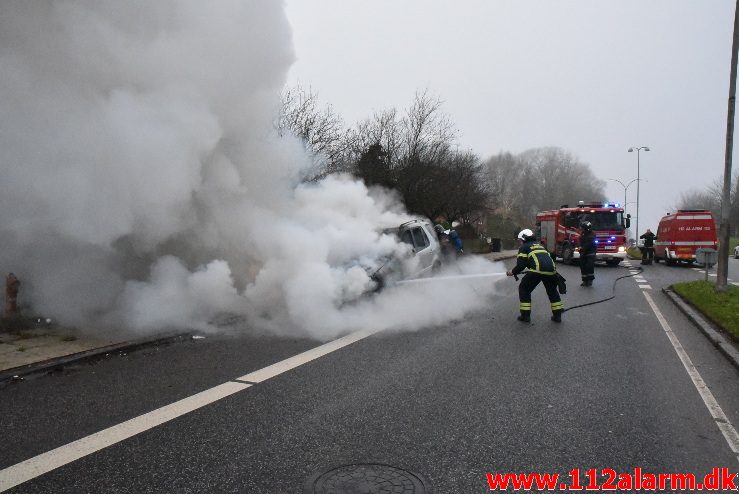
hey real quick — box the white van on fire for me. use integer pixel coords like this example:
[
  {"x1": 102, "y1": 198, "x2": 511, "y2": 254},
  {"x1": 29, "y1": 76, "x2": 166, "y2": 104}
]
[{"x1": 654, "y1": 209, "x2": 718, "y2": 265}]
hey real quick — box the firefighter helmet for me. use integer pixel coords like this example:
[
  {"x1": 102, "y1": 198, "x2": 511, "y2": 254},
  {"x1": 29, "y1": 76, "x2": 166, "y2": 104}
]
[
  {"x1": 581, "y1": 221, "x2": 592, "y2": 231},
  {"x1": 517, "y1": 228, "x2": 534, "y2": 241}
]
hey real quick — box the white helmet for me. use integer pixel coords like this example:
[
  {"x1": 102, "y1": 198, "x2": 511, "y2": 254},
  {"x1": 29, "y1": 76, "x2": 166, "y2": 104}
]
[{"x1": 517, "y1": 228, "x2": 534, "y2": 241}]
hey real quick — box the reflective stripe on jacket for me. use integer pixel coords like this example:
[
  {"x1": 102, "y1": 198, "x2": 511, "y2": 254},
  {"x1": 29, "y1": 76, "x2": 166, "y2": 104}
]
[{"x1": 512, "y1": 240, "x2": 556, "y2": 275}]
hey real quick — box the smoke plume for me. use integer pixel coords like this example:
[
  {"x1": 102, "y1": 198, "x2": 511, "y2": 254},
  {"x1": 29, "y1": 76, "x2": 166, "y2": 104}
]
[{"x1": 0, "y1": 0, "x2": 502, "y2": 340}]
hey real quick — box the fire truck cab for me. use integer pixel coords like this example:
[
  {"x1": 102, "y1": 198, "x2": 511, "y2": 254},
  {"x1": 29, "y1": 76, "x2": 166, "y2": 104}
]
[
  {"x1": 654, "y1": 209, "x2": 718, "y2": 265},
  {"x1": 536, "y1": 202, "x2": 630, "y2": 266}
]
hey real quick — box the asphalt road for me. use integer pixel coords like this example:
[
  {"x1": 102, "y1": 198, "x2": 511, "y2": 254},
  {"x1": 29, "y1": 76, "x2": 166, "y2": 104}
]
[{"x1": 1, "y1": 258, "x2": 738, "y2": 493}]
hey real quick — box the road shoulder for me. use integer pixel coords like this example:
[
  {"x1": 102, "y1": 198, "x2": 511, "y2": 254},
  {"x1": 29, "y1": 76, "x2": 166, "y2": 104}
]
[{"x1": 663, "y1": 287, "x2": 739, "y2": 371}]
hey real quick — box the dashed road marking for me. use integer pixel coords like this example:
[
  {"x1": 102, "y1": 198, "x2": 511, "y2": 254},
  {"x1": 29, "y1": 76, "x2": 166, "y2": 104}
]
[
  {"x1": 638, "y1": 284, "x2": 652, "y2": 289},
  {"x1": 0, "y1": 328, "x2": 380, "y2": 492}
]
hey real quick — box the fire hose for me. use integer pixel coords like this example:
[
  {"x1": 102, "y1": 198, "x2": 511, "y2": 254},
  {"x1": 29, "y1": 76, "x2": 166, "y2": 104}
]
[
  {"x1": 514, "y1": 266, "x2": 644, "y2": 313},
  {"x1": 387, "y1": 263, "x2": 644, "y2": 314}
]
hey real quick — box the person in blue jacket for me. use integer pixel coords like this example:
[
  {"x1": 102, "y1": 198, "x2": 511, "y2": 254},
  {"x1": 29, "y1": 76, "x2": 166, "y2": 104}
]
[{"x1": 448, "y1": 228, "x2": 464, "y2": 254}]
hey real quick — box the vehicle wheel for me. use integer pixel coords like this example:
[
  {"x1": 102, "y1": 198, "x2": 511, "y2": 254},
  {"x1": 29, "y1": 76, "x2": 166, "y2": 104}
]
[
  {"x1": 562, "y1": 244, "x2": 573, "y2": 265},
  {"x1": 606, "y1": 259, "x2": 620, "y2": 267}
]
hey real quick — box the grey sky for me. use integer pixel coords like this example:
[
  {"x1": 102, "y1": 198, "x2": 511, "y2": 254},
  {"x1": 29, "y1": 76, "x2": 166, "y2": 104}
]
[{"x1": 285, "y1": 0, "x2": 736, "y2": 234}]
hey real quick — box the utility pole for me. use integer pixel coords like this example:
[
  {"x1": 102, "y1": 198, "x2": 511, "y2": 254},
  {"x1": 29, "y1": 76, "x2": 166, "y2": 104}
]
[{"x1": 717, "y1": 0, "x2": 739, "y2": 291}]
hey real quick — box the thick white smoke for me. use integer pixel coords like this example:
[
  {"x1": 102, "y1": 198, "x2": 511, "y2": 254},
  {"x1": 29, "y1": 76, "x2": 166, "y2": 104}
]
[{"x1": 0, "y1": 0, "x2": 503, "y2": 340}]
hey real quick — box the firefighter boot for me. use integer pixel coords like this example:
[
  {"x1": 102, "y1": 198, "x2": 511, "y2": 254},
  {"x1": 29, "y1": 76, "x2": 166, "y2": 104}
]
[
  {"x1": 551, "y1": 310, "x2": 562, "y2": 323},
  {"x1": 517, "y1": 311, "x2": 531, "y2": 323}
]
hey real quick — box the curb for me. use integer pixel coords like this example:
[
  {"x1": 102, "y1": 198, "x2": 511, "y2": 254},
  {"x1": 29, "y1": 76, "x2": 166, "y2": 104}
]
[
  {"x1": 662, "y1": 288, "x2": 739, "y2": 371},
  {"x1": 0, "y1": 332, "x2": 191, "y2": 384}
]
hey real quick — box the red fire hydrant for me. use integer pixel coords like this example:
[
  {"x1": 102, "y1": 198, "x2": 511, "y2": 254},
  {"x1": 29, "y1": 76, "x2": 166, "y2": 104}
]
[{"x1": 5, "y1": 273, "x2": 20, "y2": 318}]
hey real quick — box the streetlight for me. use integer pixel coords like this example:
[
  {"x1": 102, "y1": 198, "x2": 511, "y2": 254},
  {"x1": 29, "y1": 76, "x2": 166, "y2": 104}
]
[
  {"x1": 627, "y1": 146, "x2": 650, "y2": 239},
  {"x1": 607, "y1": 178, "x2": 639, "y2": 240},
  {"x1": 606, "y1": 178, "x2": 639, "y2": 209}
]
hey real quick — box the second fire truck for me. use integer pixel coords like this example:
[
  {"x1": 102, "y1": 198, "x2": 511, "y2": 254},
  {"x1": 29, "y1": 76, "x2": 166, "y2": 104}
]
[{"x1": 535, "y1": 202, "x2": 631, "y2": 266}]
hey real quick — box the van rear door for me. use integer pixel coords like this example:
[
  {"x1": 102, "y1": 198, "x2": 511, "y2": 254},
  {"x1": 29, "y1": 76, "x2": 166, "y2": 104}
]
[{"x1": 671, "y1": 212, "x2": 717, "y2": 260}]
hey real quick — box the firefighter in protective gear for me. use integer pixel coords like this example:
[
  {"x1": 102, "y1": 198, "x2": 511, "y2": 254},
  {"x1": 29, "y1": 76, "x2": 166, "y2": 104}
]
[
  {"x1": 578, "y1": 221, "x2": 596, "y2": 287},
  {"x1": 506, "y1": 229, "x2": 564, "y2": 323},
  {"x1": 640, "y1": 229, "x2": 656, "y2": 265}
]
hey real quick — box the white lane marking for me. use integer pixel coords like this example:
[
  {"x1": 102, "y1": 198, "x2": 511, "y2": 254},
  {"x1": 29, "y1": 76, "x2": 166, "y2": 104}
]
[
  {"x1": 634, "y1": 278, "x2": 646, "y2": 283},
  {"x1": 642, "y1": 291, "x2": 739, "y2": 462},
  {"x1": 0, "y1": 382, "x2": 249, "y2": 492},
  {"x1": 238, "y1": 327, "x2": 379, "y2": 382},
  {"x1": 732, "y1": 282, "x2": 739, "y2": 286},
  {"x1": 638, "y1": 285, "x2": 652, "y2": 290},
  {"x1": 0, "y1": 328, "x2": 380, "y2": 491}
]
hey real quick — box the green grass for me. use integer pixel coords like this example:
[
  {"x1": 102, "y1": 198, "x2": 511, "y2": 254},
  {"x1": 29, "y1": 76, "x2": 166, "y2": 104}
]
[
  {"x1": 627, "y1": 247, "x2": 641, "y2": 259},
  {"x1": 672, "y1": 280, "x2": 739, "y2": 342}
]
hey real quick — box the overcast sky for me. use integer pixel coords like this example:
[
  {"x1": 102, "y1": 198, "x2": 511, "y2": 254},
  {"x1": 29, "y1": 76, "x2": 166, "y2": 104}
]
[{"x1": 285, "y1": 0, "x2": 736, "y2": 234}]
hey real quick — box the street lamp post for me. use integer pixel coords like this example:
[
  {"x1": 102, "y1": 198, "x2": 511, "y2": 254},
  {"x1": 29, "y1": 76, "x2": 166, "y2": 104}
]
[
  {"x1": 606, "y1": 178, "x2": 639, "y2": 210},
  {"x1": 607, "y1": 178, "x2": 639, "y2": 240},
  {"x1": 628, "y1": 146, "x2": 650, "y2": 239}
]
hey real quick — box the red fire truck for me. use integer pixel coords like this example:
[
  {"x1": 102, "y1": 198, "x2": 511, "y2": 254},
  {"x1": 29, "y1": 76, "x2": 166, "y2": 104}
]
[
  {"x1": 654, "y1": 209, "x2": 717, "y2": 265},
  {"x1": 535, "y1": 202, "x2": 631, "y2": 266}
]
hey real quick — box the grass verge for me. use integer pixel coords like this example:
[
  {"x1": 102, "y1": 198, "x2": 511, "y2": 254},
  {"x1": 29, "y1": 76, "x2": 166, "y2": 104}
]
[
  {"x1": 627, "y1": 247, "x2": 642, "y2": 259},
  {"x1": 672, "y1": 280, "x2": 739, "y2": 342}
]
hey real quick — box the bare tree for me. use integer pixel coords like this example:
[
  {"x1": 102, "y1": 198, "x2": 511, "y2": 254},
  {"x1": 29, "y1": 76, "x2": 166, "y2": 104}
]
[
  {"x1": 517, "y1": 147, "x2": 606, "y2": 213},
  {"x1": 482, "y1": 147, "x2": 606, "y2": 233},
  {"x1": 484, "y1": 152, "x2": 525, "y2": 215},
  {"x1": 346, "y1": 108, "x2": 403, "y2": 171},
  {"x1": 277, "y1": 84, "x2": 349, "y2": 179},
  {"x1": 401, "y1": 90, "x2": 458, "y2": 166},
  {"x1": 441, "y1": 151, "x2": 490, "y2": 225},
  {"x1": 676, "y1": 185, "x2": 722, "y2": 213},
  {"x1": 676, "y1": 172, "x2": 739, "y2": 235}
]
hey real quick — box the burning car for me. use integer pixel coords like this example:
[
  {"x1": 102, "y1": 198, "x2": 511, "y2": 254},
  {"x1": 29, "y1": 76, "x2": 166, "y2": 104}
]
[{"x1": 368, "y1": 218, "x2": 443, "y2": 291}]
